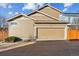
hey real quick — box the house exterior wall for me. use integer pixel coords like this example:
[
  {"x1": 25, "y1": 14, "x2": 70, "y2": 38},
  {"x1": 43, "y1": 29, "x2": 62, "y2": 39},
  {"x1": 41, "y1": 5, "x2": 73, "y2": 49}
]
[
  {"x1": 8, "y1": 16, "x2": 34, "y2": 40},
  {"x1": 39, "y1": 7, "x2": 61, "y2": 19},
  {"x1": 35, "y1": 24, "x2": 67, "y2": 28}
]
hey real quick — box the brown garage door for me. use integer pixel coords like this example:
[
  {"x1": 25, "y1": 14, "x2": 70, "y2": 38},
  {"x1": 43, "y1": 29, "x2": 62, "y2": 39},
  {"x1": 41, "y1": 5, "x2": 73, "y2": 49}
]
[{"x1": 37, "y1": 28, "x2": 65, "y2": 40}]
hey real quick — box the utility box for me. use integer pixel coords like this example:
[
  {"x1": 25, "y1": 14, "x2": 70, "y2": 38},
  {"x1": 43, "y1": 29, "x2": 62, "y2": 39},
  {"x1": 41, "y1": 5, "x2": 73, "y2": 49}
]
[{"x1": 67, "y1": 25, "x2": 79, "y2": 40}]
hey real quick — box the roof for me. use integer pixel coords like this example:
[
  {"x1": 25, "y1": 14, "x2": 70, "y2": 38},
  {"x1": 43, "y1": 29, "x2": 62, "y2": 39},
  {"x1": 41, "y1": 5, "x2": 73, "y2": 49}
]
[
  {"x1": 38, "y1": 4, "x2": 62, "y2": 13},
  {"x1": 7, "y1": 13, "x2": 68, "y2": 24},
  {"x1": 28, "y1": 4, "x2": 62, "y2": 16},
  {"x1": 7, "y1": 14, "x2": 36, "y2": 22},
  {"x1": 28, "y1": 10, "x2": 60, "y2": 21}
]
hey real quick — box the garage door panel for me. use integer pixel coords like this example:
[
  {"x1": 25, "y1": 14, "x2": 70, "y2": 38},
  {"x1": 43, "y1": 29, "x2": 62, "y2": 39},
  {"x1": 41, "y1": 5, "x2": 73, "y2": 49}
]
[{"x1": 37, "y1": 28, "x2": 65, "y2": 40}]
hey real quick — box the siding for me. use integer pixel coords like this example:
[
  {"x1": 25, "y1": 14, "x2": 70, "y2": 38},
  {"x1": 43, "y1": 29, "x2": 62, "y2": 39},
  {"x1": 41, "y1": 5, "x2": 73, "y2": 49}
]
[
  {"x1": 30, "y1": 12, "x2": 58, "y2": 21},
  {"x1": 35, "y1": 24, "x2": 67, "y2": 28},
  {"x1": 39, "y1": 7, "x2": 60, "y2": 19},
  {"x1": 8, "y1": 16, "x2": 34, "y2": 39}
]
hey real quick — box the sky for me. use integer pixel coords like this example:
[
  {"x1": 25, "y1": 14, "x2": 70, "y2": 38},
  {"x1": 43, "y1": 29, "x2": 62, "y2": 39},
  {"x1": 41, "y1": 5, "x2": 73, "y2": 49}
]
[{"x1": 0, "y1": 3, "x2": 79, "y2": 19}]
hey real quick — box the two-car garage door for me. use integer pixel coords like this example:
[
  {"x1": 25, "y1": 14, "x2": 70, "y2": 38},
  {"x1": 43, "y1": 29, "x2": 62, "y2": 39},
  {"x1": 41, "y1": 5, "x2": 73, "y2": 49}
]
[{"x1": 37, "y1": 28, "x2": 65, "y2": 41}]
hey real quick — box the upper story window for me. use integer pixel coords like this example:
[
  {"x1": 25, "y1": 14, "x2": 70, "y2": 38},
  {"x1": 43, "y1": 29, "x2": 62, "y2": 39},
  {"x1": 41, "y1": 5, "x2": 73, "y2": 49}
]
[{"x1": 10, "y1": 22, "x2": 17, "y2": 26}]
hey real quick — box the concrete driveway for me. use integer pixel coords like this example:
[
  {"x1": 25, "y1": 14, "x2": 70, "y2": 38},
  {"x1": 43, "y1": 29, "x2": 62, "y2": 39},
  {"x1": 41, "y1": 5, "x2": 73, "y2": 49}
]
[{"x1": 0, "y1": 40, "x2": 79, "y2": 56}]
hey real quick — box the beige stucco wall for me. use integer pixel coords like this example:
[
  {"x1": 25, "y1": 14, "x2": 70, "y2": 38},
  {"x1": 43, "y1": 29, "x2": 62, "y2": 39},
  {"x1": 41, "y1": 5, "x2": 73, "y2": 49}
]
[
  {"x1": 8, "y1": 16, "x2": 34, "y2": 39},
  {"x1": 39, "y1": 7, "x2": 60, "y2": 19},
  {"x1": 35, "y1": 24, "x2": 67, "y2": 28}
]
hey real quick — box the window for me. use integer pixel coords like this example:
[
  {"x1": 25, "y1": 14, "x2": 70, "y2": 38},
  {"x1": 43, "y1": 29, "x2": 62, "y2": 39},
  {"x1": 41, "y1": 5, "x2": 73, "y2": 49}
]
[{"x1": 11, "y1": 22, "x2": 17, "y2": 26}]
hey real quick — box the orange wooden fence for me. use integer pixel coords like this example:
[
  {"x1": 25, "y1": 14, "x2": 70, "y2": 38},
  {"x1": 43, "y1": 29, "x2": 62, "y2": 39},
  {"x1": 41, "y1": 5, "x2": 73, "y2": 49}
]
[
  {"x1": 67, "y1": 29, "x2": 79, "y2": 40},
  {"x1": 0, "y1": 30, "x2": 8, "y2": 41}
]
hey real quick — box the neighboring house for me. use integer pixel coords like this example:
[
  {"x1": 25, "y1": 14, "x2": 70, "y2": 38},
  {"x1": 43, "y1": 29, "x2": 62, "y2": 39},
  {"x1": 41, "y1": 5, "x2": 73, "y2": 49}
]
[
  {"x1": 7, "y1": 4, "x2": 68, "y2": 41},
  {"x1": 61, "y1": 13, "x2": 79, "y2": 24},
  {"x1": 62, "y1": 13, "x2": 79, "y2": 40}
]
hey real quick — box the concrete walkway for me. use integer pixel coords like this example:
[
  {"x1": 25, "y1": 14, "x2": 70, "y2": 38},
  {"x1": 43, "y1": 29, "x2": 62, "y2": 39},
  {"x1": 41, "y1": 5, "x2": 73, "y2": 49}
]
[
  {"x1": 0, "y1": 40, "x2": 79, "y2": 56},
  {"x1": 0, "y1": 41, "x2": 35, "y2": 52}
]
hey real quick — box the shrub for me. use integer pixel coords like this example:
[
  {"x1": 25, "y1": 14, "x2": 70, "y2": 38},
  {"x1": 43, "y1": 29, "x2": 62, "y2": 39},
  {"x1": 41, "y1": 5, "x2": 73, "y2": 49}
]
[{"x1": 5, "y1": 36, "x2": 22, "y2": 42}]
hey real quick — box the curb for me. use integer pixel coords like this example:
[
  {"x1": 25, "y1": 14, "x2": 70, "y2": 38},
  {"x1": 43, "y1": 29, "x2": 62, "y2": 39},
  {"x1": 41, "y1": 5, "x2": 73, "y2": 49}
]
[{"x1": 0, "y1": 41, "x2": 35, "y2": 52}]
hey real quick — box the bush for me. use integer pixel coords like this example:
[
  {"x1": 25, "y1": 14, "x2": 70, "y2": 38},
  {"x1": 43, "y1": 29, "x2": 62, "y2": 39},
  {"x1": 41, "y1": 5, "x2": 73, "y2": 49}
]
[{"x1": 5, "y1": 36, "x2": 22, "y2": 42}]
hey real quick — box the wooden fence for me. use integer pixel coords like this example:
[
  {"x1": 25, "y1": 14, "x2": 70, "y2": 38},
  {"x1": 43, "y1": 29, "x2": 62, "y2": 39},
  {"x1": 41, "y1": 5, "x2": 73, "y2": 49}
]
[
  {"x1": 0, "y1": 29, "x2": 8, "y2": 41},
  {"x1": 67, "y1": 29, "x2": 79, "y2": 40}
]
